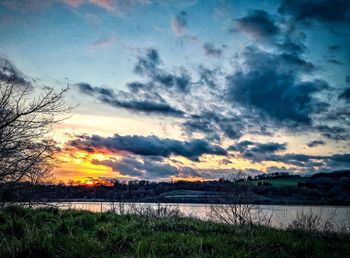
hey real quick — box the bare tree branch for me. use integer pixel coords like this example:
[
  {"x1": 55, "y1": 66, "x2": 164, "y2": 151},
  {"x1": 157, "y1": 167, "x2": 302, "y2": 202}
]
[{"x1": 0, "y1": 59, "x2": 71, "y2": 187}]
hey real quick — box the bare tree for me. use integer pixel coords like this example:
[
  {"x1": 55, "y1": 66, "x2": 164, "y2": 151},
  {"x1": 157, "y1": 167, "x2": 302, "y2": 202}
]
[
  {"x1": 0, "y1": 58, "x2": 70, "y2": 189},
  {"x1": 207, "y1": 187, "x2": 264, "y2": 225},
  {"x1": 207, "y1": 171, "x2": 272, "y2": 226}
]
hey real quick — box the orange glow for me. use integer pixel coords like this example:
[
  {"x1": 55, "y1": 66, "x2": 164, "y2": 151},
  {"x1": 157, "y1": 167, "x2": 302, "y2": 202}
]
[
  {"x1": 52, "y1": 139, "x2": 298, "y2": 184},
  {"x1": 52, "y1": 147, "x2": 129, "y2": 184},
  {"x1": 85, "y1": 180, "x2": 94, "y2": 186},
  {"x1": 171, "y1": 176, "x2": 208, "y2": 182}
]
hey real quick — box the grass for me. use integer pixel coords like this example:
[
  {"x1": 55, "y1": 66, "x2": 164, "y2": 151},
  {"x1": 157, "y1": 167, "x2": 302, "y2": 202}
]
[
  {"x1": 0, "y1": 206, "x2": 349, "y2": 257},
  {"x1": 244, "y1": 177, "x2": 304, "y2": 187}
]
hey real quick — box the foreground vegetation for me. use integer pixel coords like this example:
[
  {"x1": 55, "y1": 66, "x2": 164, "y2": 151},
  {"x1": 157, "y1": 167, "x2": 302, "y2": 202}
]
[{"x1": 0, "y1": 207, "x2": 349, "y2": 257}]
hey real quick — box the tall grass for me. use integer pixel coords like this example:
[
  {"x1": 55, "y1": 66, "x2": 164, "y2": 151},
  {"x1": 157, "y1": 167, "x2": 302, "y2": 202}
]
[
  {"x1": 287, "y1": 209, "x2": 350, "y2": 234},
  {"x1": 0, "y1": 206, "x2": 349, "y2": 257}
]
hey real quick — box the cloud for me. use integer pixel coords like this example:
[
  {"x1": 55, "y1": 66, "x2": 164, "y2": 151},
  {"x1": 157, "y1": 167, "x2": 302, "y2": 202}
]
[
  {"x1": 92, "y1": 157, "x2": 175, "y2": 178},
  {"x1": 0, "y1": 0, "x2": 150, "y2": 14},
  {"x1": 327, "y1": 59, "x2": 344, "y2": 66},
  {"x1": 279, "y1": 0, "x2": 350, "y2": 31},
  {"x1": 171, "y1": 11, "x2": 188, "y2": 36},
  {"x1": 233, "y1": 8, "x2": 308, "y2": 55},
  {"x1": 133, "y1": 48, "x2": 192, "y2": 93},
  {"x1": 339, "y1": 87, "x2": 350, "y2": 103},
  {"x1": 90, "y1": 36, "x2": 117, "y2": 50},
  {"x1": 328, "y1": 44, "x2": 342, "y2": 52},
  {"x1": 76, "y1": 82, "x2": 185, "y2": 116},
  {"x1": 62, "y1": 0, "x2": 150, "y2": 13},
  {"x1": 68, "y1": 133, "x2": 227, "y2": 161},
  {"x1": 234, "y1": 9, "x2": 280, "y2": 41},
  {"x1": 197, "y1": 66, "x2": 219, "y2": 88},
  {"x1": 133, "y1": 48, "x2": 160, "y2": 76},
  {"x1": 329, "y1": 153, "x2": 350, "y2": 164},
  {"x1": 62, "y1": 0, "x2": 84, "y2": 8},
  {"x1": 227, "y1": 141, "x2": 348, "y2": 172},
  {"x1": 183, "y1": 111, "x2": 246, "y2": 140},
  {"x1": 227, "y1": 140, "x2": 255, "y2": 151},
  {"x1": 88, "y1": 0, "x2": 115, "y2": 11},
  {"x1": 307, "y1": 140, "x2": 325, "y2": 148},
  {"x1": 0, "y1": 57, "x2": 32, "y2": 88},
  {"x1": 202, "y1": 43, "x2": 222, "y2": 57},
  {"x1": 226, "y1": 47, "x2": 328, "y2": 126},
  {"x1": 227, "y1": 141, "x2": 291, "y2": 165},
  {"x1": 228, "y1": 143, "x2": 350, "y2": 170},
  {"x1": 276, "y1": 35, "x2": 306, "y2": 54},
  {"x1": 250, "y1": 142, "x2": 287, "y2": 153},
  {"x1": 228, "y1": 141, "x2": 287, "y2": 162},
  {"x1": 92, "y1": 156, "x2": 199, "y2": 180},
  {"x1": 315, "y1": 125, "x2": 349, "y2": 141},
  {"x1": 244, "y1": 149, "x2": 350, "y2": 171}
]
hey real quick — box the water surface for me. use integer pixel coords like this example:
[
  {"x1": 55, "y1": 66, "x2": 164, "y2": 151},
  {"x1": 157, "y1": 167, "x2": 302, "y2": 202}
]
[{"x1": 53, "y1": 201, "x2": 350, "y2": 230}]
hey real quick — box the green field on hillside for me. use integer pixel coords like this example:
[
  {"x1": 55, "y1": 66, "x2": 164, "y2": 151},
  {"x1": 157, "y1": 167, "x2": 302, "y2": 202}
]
[{"x1": 244, "y1": 177, "x2": 305, "y2": 187}]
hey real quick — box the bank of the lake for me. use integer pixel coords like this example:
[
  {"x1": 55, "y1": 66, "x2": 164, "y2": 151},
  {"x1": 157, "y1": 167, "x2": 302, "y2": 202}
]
[
  {"x1": 0, "y1": 206, "x2": 349, "y2": 258},
  {"x1": 48, "y1": 201, "x2": 350, "y2": 230}
]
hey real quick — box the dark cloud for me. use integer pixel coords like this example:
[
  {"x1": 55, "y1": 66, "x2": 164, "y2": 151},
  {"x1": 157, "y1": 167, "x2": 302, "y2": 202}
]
[
  {"x1": 328, "y1": 44, "x2": 342, "y2": 52},
  {"x1": 77, "y1": 82, "x2": 113, "y2": 96},
  {"x1": 234, "y1": 148, "x2": 350, "y2": 170},
  {"x1": 315, "y1": 125, "x2": 349, "y2": 141},
  {"x1": 0, "y1": 57, "x2": 32, "y2": 88},
  {"x1": 322, "y1": 108, "x2": 350, "y2": 125},
  {"x1": 276, "y1": 37, "x2": 306, "y2": 54},
  {"x1": 250, "y1": 142, "x2": 287, "y2": 153},
  {"x1": 339, "y1": 87, "x2": 350, "y2": 103},
  {"x1": 279, "y1": 0, "x2": 350, "y2": 29},
  {"x1": 228, "y1": 141, "x2": 285, "y2": 165},
  {"x1": 92, "y1": 157, "x2": 177, "y2": 178},
  {"x1": 307, "y1": 140, "x2": 325, "y2": 148},
  {"x1": 226, "y1": 47, "x2": 328, "y2": 126},
  {"x1": 92, "y1": 155, "x2": 200, "y2": 180},
  {"x1": 134, "y1": 48, "x2": 191, "y2": 93},
  {"x1": 268, "y1": 153, "x2": 326, "y2": 167},
  {"x1": 241, "y1": 47, "x2": 316, "y2": 73},
  {"x1": 234, "y1": 8, "x2": 310, "y2": 55},
  {"x1": 69, "y1": 134, "x2": 227, "y2": 161},
  {"x1": 134, "y1": 48, "x2": 160, "y2": 76},
  {"x1": 227, "y1": 143, "x2": 349, "y2": 171},
  {"x1": 171, "y1": 11, "x2": 187, "y2": 36},
  {"x1": 197, "y1": 66, "x2": 219, "y2": 88},
  {"x1": 183, "y1": 111, "x2": 244, "y2": 140},
  {"x1": 329, "y1": 153, "x2": 350, "y2": 164},
  {"x1": 202, "y1": 43, "x2": 222, "y2": 57},
  {"x1": 228, "y1": 141, "x2": 287, "y2": 162},
  {"x1": 234, "y1": 8, "x2": 309, "y2": 55},
  {"x1": 76, "y1": 82, "x2": 185, "y2": 117},
  {"x1": 219, "y1": 158, "x2": 233, "y2": 165},
  {"x1": 126, "y1": 81, "x2": 146, "y2": 93},
  {"x1": 227, "y1": 140, "x2": 254, "y2": 151},
  {"x1": 327, "y1": 59, "x2": 344, "y2": 66},
  {"x1": 234, "y1": 9, "x2": 280, "y2": 41}
]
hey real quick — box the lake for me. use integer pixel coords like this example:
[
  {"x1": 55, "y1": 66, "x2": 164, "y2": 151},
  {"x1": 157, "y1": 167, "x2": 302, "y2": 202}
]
[{"x1": 52, "y1": 201, "x2": 350, "y2": 231}]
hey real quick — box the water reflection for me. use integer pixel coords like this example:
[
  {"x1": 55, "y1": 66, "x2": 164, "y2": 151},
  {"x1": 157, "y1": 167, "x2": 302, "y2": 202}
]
[{"x1": 53, "y1": 202, "x2": 350, "y2": 230}]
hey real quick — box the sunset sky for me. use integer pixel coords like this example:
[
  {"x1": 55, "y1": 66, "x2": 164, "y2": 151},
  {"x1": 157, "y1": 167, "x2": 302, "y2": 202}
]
[{"x1": 0, "y1": 0, "x2": 349, "y2": 183}]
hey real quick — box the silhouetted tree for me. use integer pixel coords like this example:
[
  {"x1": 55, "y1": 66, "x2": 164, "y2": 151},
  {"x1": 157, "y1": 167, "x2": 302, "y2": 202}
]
[{"x1": 0, "y1": 58, "x2": 70, "y2": 187}]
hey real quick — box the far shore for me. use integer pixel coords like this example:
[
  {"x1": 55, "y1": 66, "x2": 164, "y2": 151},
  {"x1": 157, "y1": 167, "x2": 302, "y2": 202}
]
[{"x1": 8, "y1": 199, "x2": 350, "y2": 207}]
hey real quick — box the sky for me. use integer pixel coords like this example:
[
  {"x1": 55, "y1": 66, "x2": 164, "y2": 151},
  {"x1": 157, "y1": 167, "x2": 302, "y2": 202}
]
[{"x1": 0, "y1": 0, "x2": 349, "y2": 183}]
